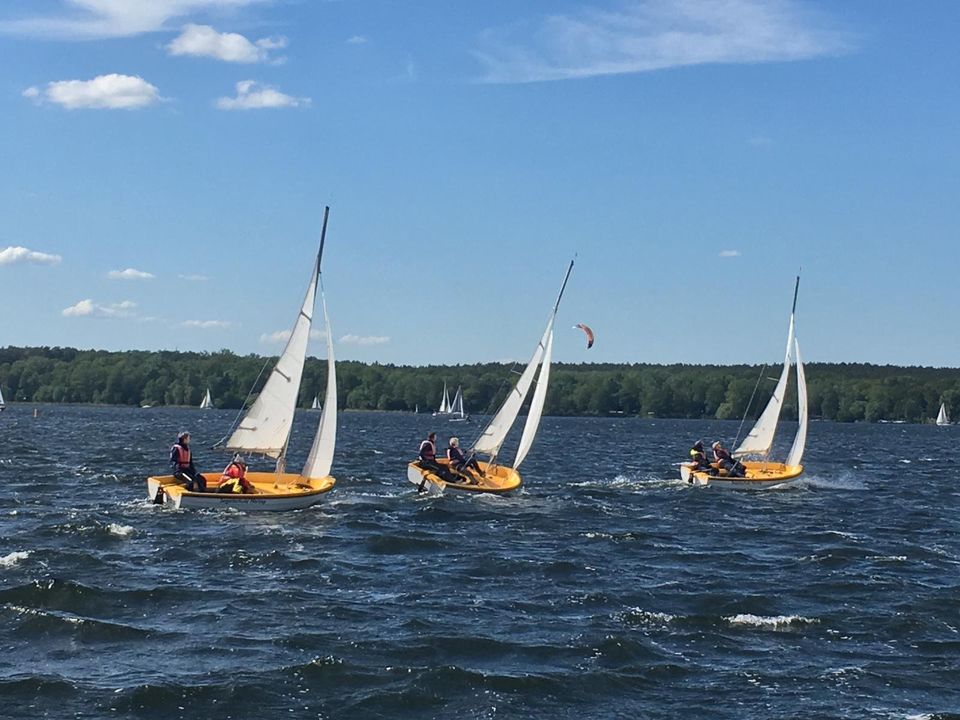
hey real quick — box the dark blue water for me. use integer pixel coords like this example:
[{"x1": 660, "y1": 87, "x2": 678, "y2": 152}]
[{"x1": 1, "y1": 406, "x2": 958, "y2": 719}]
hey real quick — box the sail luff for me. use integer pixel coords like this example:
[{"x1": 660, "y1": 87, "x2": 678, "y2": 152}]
[
  {"x1": 513, "y1": 325, "x2": 554, "y2": 469},
  {"x1": 785, "y1": 338, "x2": 808, "y2": 467},
  {"x1": 302, "y1": 283, "x2": 337, "y2": 479}
]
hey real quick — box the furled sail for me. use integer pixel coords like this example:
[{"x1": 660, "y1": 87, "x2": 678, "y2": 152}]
[
  {"x1": 302, "y1": 285, "x2": 337, "y2": 480},
  {"x1": 225, "y1": 212, "x2": 327, "y2": 459},
  {"x1": 513, "y1": 324, "x2": 554, "y2": 469},
  {"x1": 785, "y1": 338, "x2": 807, "y2": 467}
]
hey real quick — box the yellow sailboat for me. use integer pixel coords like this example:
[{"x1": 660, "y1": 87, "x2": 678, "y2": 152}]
[
  {"x1": 408, "y1": 260, "x2": 574, "y2": 494},
  {"x1": 681, "y1": 276, "x2": 808, "y2": 489},
  {"x1": 147, "y1": 207, "x2": 339, "y2": 510}
]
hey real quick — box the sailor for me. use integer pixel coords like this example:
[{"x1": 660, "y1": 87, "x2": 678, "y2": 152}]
[
  {"x1": 712, "y1": 441, "x2": 746, "y2": 478},
  {"x1": 688, "y1": 440, "x2": 711, "y2": 471},
  {"x1": 170, "y1": 431, "x2": 207, "y2": 491},
  {"x1": 417, "y1": 432, "x2": 455, "y2": 481},
  {"x1": 217, "y1": 455, "x2": 254, "y2": 494},
  {"x1": 447, "y1": 437, "x2": 482, "y2": 481}
]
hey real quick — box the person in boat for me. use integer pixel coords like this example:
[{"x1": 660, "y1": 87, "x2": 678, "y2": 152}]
[
  {"x1": 447, "y1": 437, "x2": 482, "y2": 481},
  {"x1": 417, "y1": 432, "x2": 457, "y2": 482},
  {"x1": 170, "y1": 431, "x2": 207, "y2": 491},
  {"x1": 688, "y1": 441, "x2": 711, "y2": 471},
  {"x1": 712, "y1": 441, "x2": 746, "y2": 478},
  {"x1": 217, "y1": 455, "x2": 255, "y2": 494}
]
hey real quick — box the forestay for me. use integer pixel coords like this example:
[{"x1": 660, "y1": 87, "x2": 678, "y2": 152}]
[
  {"x1": 302, "y1": 286, "x2": 337, "y2": 479},
  {"x1": 785, "y1": 338, "x2": 807, "y2": 467},
  {"x1": 513, "y1": 322, "x2": 554, "y2": 469}
]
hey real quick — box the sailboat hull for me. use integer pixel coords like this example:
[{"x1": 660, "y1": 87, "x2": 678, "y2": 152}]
[
  {"x1": 406, "y1": 459, "x2": 521, "y2": 495},
  {"x1": 147, "y1": 471, "x2": 335, "y2": 511},
  {"x1": 680, "y1": 461, "x2": 803, "y2": 490}
]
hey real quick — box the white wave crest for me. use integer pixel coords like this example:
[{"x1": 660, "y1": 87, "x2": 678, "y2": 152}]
[
  {"x1": 0, "y1": 551, "x2": 30, "y2": 568},
  {"x1": 107, "y1": 523, "x2": 134, "y2": 537},
  {"x1": 725, "y1": 613, "x2": 818, "y2": 629}
]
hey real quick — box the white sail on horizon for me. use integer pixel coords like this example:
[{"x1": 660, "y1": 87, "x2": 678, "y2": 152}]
[
  {"x1": 937, "y1": 403, "x2": 950, "y2": 426},
  {"x1": 437, "y1": 382, "x2": 451, "y2": 414},
  {"x1": 200, "y1": 388, "x2": 213, "y2": 410},
  {"x1": 451, "y1": 386, "x2": 466, "y2": 419},
  {"x1": 311, "y1": 394, "x2": 321, "y2": 410}
]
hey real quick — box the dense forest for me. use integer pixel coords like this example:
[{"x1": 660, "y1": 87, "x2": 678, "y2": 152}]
[{"x1": 2, "y1": 346, "x2": 960, "y2": 424}]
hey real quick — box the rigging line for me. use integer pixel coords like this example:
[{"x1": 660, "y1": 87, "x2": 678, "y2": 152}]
[
  {"x1": 469, "y1": 361, "x2": 520, "y2": 450},
  {"x1": 733, "y1": 362, "x2": 768, "y2": 451},
  {"x1": 213, "y1": 354, "x2": 273, "y2": 450}
]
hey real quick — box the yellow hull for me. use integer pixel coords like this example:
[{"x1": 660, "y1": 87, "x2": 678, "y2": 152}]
[
  {"x1": 406, "y1": 459, "x2": 521, "y2": 494},
  {"x1": 147, "y1": 471, "x2": 336, "y2": 511},
  {"x1": 681, "y1": 461, "x2": 804, "y2": 489}
]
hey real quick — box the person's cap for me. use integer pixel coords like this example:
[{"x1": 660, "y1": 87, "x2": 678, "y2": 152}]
[{"x1": 693, "y1": 440, "x2": 703, "y2": 449}]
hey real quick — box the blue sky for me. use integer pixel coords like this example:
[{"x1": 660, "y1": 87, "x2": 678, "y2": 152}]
[{"x1": 0, "y1": 0, "x2": 957, "y2": 367}]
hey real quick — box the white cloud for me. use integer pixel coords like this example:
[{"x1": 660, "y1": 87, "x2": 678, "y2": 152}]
[
  {"x1": 181, "y1": 319, "x2": 231, "y2": 329},
  {"x1": 346, "y1": 35, "x2": 368, "y2": 45},
  {"x1": 339, "y1": 334, "x2": 390, "y2": 346},
  {"x1": 215, "y1": 80, "x2": 310, "y2": 110},
  {"x1": 107, "y1": 267, "x2": 154, "y2": 280},
  {"x1": 260, "y1": 328, "x2": 326, "y2": 344},
  {"x1": 178, "y1": 273, "x2": 209, "y2": 281},
  {"x1": 0, "y1": 1, "x2": 267, "y2": 40},
  {"x1": 24, "y1": 74, "x2": 160, "y2": 110},
  {"x1": 0, "y1": 246, "x2": 62, "y2": 266},
  {"x1": 475, "y1": 0, "x2": 851, "y2": 83},
  {"x1": 719, "y1": 249, "x2": 741, "y2": 257},
  {"x1": 62, "y1": 299, "x2": 137, "y2": 318},
  {"x1": 167, "y1": 24, "x2": 287, "y2": 63}
]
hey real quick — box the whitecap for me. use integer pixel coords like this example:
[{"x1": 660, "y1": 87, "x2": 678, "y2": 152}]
[
  {"x1": 0, "y1": 551, "x2": 29, "y2": 568},
  {"x1": 107, "y1": 523, "x2": 134, "y2": 537},
  {"x1": 725, "y1": 613, "x2": 818, "y2": 629}
]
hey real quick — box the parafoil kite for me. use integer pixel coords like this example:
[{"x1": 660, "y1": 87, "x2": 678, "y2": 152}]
[{"x1": 574, "y1": 323, "x2": 594, "y2": 349}]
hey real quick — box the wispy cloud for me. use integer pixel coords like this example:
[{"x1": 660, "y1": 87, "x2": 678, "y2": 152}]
[
  {"x1": 178, "y1": 273, "x2": 209, "y2": 281},
  {"x1": 0, "y1": 246, "x2": 62, "y2": 266},
  {"x1": 24, "y1": 74, "x2": 161, "y2": 110},
  {"x1": 167, "y1": 24, "x2": 287, "y2": 63},
  {"x1": 215, "y1": 80, "x2": 310, "y2": 110},
  {"x1": 181, "y1": 319, "x2": 232, "y2": 329},
  {"x1": 62, "y1": 299, "x2": 137, "y2": 318},
  {"x1": 346, "y1": 34, "x2": 368, "y2": 45},
  {"x1": 0, "y1": 0, "x2": 267, "y2": 40},
  {"x1": 719, "y1": 249, "x2": 741, "y2": 257},
  {"x1": 339, "y1": 334, "x2": 390, "y2": 346},
  {"x1": 107, "y1": 267, "x2": 154, "y2": 280},
  {"x1": 260, "y1": 329, "x2": 326, "y2": 344},
  {"x1": 475, "y1": 0, "x2": 851, "y2": 83}
]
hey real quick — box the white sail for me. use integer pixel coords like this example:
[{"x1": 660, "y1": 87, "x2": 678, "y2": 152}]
[
  {"x1": 735, "y1": 314, "x2": 795, "y2": 457},
  {"x1": 471, "y1": 323, "x2": 549, "y2": 457},
  {"x1": 200, "y1": 388, "x2": 213, "y2": 409},
  {"x1": 302, "y1": 285, "x2": 337, "y2": 480},
  {"x1": 513, "y1": 324, "x2": 554, "y2": 469},
  {"x1": 937, "y1": 403, "x2": 950, "y2": 426},
  {"x1": 225, "y1": 255, "x2": 319, "y2": 459},
  {"x1": 311, "y1": 395, "x2": 321, "y2": 410},
  {"x1": 438, "y1": 383, "x2": 450, "y2": 414},
  {"x1": 0, "y1": 386, "x2": 5, "y2": 406},
  {"x1": 451, "y1": 386, "x2": 465, "y2": 418},
  {"x1": 785, "y1": 338, "x2": 807, "y2": 467}
]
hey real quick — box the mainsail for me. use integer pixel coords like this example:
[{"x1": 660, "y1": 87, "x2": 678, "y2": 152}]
[
  {"x1": 0, "y1": 386, "x2": 5, "y2": 407},
  {"x1": 438, "y1": 383, "x2": 450, "y2": 414},
  {"x1": 311, "y1": 395, "x2": 321, "y2": 410},
  {"x1": 451, "y1": 386, "x2": 466, "y2": 419},
  {"x1": 471, "y1": 260, "x2": 573, "y2": 463},
  {"x1": 735, "y1": 278, "x2": 799, "y2": 458},
  {"x1": 224, "y1": 209, "x2": 327, "y2": 461},
  {"x1": 302, "y1": 282, "x2": 337, "y2": 480},
  {"x1": 937, "y1": 403, "x2": 950, "y2": 426},
  {"x1": 200, "y1": 388, "x2": 213, "y2": 410}
]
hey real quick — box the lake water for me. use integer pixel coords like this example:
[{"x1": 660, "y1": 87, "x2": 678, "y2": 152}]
[{"x1": 1, "y1": 406, "x2": 958, "y2": 719}]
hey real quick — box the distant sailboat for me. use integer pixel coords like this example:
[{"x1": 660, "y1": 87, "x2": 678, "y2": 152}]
[
  {"x1": 200, "y1": 388, "x2": 214, "y2": 410},
  {"x1": 408, "y1": 259, "x2": 574, "y2": 494},
  {"x1": 311, "y1": 394, "x2": 321, "y2": 411},
  {"x1": 937, "y1": 403, "x2": 951, "y2": 426},
  {"x1": 448, "y1": 385, "x2": 470, "y2": 423},
  {"x1": 148, "y1": 206, "x2": 339, "y2": 511},
  {"x1": 0, "y1": 386, "x2": 5, "y2": 412},
  {"x1": 433, "y1": 382, "x2": 452, "y2": 417}
]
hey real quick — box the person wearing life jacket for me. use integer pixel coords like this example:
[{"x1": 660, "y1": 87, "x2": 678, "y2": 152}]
[
  {"x1": 712, "y1": 441, "x2": 746, "y2": 478},
  {"x1": 417, "y1": 431, "x2": 454, "y2": 481},
  {"x1": 217, "y1": 455, "x2": 254, "y2": 494},
  {"x1": 169, "y1": 431, "x2": 207, "y2": 491},
  {"x1": 688, "y1": 441, "x2": 711, "y2": 471},
  {"x1": 447, "y1": 437, "x2": 482, "y2": 482}
]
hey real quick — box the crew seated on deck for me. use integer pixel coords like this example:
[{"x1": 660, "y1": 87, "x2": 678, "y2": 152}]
[
  {"x1": 447, "y1": 437, "x2": 482, "y2": 482},
  {"x1": 688, "y1": 441, "x2": 711, "y2": 471},
  {"x1": 711, "y1": 441, "x2": 746, "y2": 478},
  {"x1": 417, "y1": 432, "x2": 458, "y2": 482},
  {"x1": 170, "y1": 431, "x2": 207, "y2": 491},
  {"x1": 218, "y1": 455, "x2": 255, "y2": 494}
]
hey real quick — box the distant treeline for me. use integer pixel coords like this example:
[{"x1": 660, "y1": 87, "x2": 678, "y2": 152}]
[{"x1": 2, "y1": 346, "x2": 960, "y2": 424}]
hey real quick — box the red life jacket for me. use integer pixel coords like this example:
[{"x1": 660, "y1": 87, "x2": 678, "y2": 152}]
[
  {"x1": 221, "y1": 462, "x2": 245, "y2": 481},
  {"x1": 419, "y1": 439, "x2": 436, "y2": 461},
  {"x1": 172, "y1": 444, "x2": 191, "y2": 469}
]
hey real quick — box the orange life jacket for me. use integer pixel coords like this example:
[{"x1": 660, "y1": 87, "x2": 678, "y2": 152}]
[{"x1": 172, "y1": 444, "x2": 191, "y2": 469}]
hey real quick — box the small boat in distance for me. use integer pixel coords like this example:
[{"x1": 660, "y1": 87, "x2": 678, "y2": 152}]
[
  {"x1": 433, "y1": 382, "x2": 452, "y2": 417},
  {"x1": 148, "y1": 207, "x2": 339, "y2": 511},
  {"x1": 311, "y1": 394, "x2": 321, "y2": 411},
  {"x1": 448, "y1": 385, "x2": 470, "y2": 423},
  {"x1": 200, "y1": 388, "x2": 214, "y2": 410},
  {"x1": 937, "y1": 402, "x2": 951, "y2": 426},
  {"x1": 0, "y1": 386, "x2": 5, "y2": 412},
  {"x1": 408, "y1": 259, "x2": 574, "y2": 494},
  {"x1": 681, "y1": 276, "x2": 807, "y2": 490}
]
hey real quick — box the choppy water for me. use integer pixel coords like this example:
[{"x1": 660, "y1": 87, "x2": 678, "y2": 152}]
[{"x1": 1, "y1": 405, "x2": 959, "y2": 719}]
